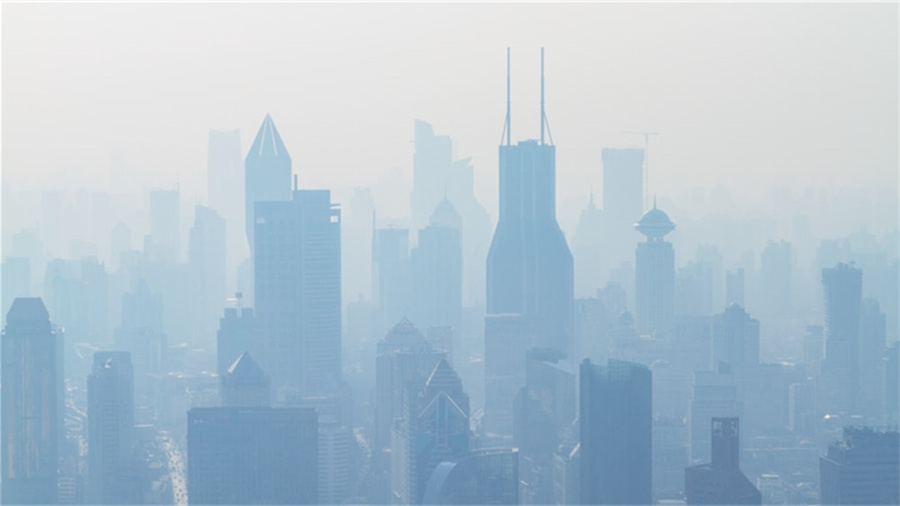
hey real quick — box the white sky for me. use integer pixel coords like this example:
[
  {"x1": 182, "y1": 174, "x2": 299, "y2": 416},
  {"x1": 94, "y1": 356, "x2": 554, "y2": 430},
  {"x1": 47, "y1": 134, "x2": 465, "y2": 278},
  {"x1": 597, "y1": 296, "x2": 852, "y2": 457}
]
[{"x1": 2, "y1": 2, "x2": 897, "y2": 230}]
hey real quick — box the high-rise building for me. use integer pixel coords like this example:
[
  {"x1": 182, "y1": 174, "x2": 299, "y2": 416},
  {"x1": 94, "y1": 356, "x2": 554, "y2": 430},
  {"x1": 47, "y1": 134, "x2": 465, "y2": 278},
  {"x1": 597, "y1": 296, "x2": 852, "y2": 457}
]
[
  {"x1": 391, "y1": 359, "x2": 470, "y2": 505},
  {"x1": 115, "y1": 280, "x2": 166, "y2": 386},
  {"x1": 420, "y1": 449, "x2": 519, "y2": 505},
  {"x1": 572, "y1": 194, "x2": 604, "y2": 297},
  {"x1": 411, "y1": 119, "x2": 453, "y2": 236},
  {"x1": 484, "y1": 313, "x2": 534, "y2": 437},
  {"x1": 147, "y1": 188, "x2": 180, "y2": 264},
  {"x1": 244, "y1": 114, "x2": 292, "y2": 254},
  {"x1": 820, "y1": 427, "x2": 899, "y2": 505},
  {"x1": 220, "y1": 352, "x2": 270, "y2": 408},
  {"x1": 87, "y1": 351, "x2": 140, "y2": 504},
  {"x1": 373, "y1": 320, "x2": 445, "y2": 504},
  {"x1": 187, "y1": 407, "x2": 318, "y2": 505},
  {"x1": 207, "y1": 128, "x2": 246, "y2": 277},
  {"x1": 486, "y1": 50, "x2": 573, "y2": 356},
  {"x1": 760, "y1": 240, "x2": 792, "y2": 320},
  {"x1": 254, "y1": 189, "x2": 341, "y2": 397},
  {"x1": 216, "y1": 298, "x2": 256, "y2": 377},
  {"x1": 725, "y1": 268, "x2": 745, "y2": 307},
  {"x1": 373, "y1": 226, "x2": 413, "y2": 337},
  {"x1": 819, "y1": 263, "x2": 863, "y2": 416},
  {"x1": 1, "y1": 256, "x2": 30, "y2": 327},
  {"x1": 601, "y1": 147, "x2": 644, "y2": 273},
  {"x1": 634, "y1": 201, "x2": 676, "y2": 335},
  {"x1": 712, "y1": 304, "x2": 759, "y2": 384},
  {"x1": 689, "y1": 368, "x2": 741, "y2": 464},
  {"x1": 858, "y1": 298, "x2": 886, "y2": 423},
  {"x1": 580, "y1": 358, "x2": 652, "y2": 505},
  {"x1": 412, "y1": 200, "x2": 463, "y2": 358},
  {"x1": 188, "y1": 204, "x2": 227, "y2": 345},
  {"x1": 2, "y1": 298, "x2": 63, "y2": 505},
  {"x1": 685, "y1": 417, "x2": 761, "y2": 505}
]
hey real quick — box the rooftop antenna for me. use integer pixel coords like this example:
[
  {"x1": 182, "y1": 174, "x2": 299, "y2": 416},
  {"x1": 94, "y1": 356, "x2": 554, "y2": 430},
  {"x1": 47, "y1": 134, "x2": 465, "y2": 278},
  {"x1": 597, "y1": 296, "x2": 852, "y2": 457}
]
[
  {"x1": 541, "y1": 47, "x2": 545, "y2": 146},
  {"x1": 541, "y1": 47, "x2": 555, "y2": 146},
  {"x1": 500, "y1": 47, "x2": 511, "y2": 146}
]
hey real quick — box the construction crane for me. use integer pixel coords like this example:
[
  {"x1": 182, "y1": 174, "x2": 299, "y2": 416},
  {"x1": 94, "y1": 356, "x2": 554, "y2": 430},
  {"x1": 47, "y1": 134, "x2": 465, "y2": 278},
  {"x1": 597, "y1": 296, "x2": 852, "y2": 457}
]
[{"x1": 619, "y1": 131, "x2": 659, "y2": 211}]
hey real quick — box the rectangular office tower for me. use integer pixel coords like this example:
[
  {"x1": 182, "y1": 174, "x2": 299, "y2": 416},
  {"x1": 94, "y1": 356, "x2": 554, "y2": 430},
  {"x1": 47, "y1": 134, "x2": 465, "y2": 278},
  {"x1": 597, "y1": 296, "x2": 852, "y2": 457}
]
[
  {"x1": 187, "y1": 407, "x2": 318, "y2": 504},
  {"x1": 1, "y1": 297, "x2": 63, "y2": 505},
  {"x1": 820, "y1": 427, "x2": 899, "y2": 505},
  {"x1": 685, "y1": 417, "x2": 761, "y2": 505},
  {"x1": 580, "y1": 358, "x2": 652, "y2": 505},
  {"x1": 88, "y1": 351, "x2": 140, "y2": 504},
  {"x1": 255, "y1": 189, "x2": 341, "y2": 398},
  {"x1": 819, "y1": 263, "x2": 863, "y2": 416}
]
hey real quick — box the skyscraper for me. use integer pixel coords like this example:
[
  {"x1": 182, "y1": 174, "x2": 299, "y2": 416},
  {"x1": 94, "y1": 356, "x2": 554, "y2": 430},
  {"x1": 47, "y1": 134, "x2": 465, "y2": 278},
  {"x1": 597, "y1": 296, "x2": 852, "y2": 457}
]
[
  {"x1": 87, "y1": 351, "x2": 140, "y2": 504},
  {"x1": 685, "y1": 417, "x2": 761, "y2": 505},
  {"x1": 634, "y1": 201, "x2": 676, "y2": 335},
  {"x1": 412, "y1": 200, "x2": 463, "y2": 358},
  {"x1": 712, "y1": 304, "x2": 760, "y2": 384},
  {"x1": 188, "y1": 204, "x2": 227, "y2": 345},
  {"x1": 220, "y1": 352, "x2": 270, "y2": 408},
  {"x1": 580, "y1": 358, "x2": 652, "y2": 505},
  {"x1": 760, "y1": 240, "x2": 792, "y2": 320},
  {"x1": 245, "y1": 114, "x2": 292, "y2": 254},
  {"x1": 147, "y1": 188, "x2": 180, "y2": 264},
  {"x1": 207, "y1": 128, "x2": 247, "y2": 275},
  {"x1": 391, "y1": 359, "x2": 470, "y2": 505},
  {"x1": 411, "y1": 119, "x2": 453, "y2": 235},
  {"x1": 819, "y1": 263, "x2": 863, "y2": 416},
  {"x1": 858, "y1": 298, "x2": 887, "y2": 423},
  {"x1": 601, "y1": 147, "x2": 644, "y2": 274},
  {"x1": 254, "y1": 189, "x2": 341, "y2": 397},
  {"x1": 2, "y1": 297, "x2": 62, "y2": 505},
  {"x1": 572, "y1": 193, "x2": 604, "y2": 298},
  {"x1": 486, "y1": 48, "x2": 573, "y2": 354},
  {"x1": 187, "y1": 407, "x2": 318, "y2": 505},
  {"x1": 372, "y1": 226, "x2": 412, "y2": 337},
  {"x1": 820, "y1": 427, "x2": 899, "y2": 505},
  {"x1": 216, "y1": 299, "x2": 256, "y2": 377},
  {"x1": 420, "y1": 449, "x2": 519, "y2": 505}
]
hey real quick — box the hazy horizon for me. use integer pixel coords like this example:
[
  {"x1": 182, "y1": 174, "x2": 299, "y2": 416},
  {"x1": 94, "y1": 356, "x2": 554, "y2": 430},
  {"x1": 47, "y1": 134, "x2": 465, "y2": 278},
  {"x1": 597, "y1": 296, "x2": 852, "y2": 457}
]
[{"x1": 3, "y1": 2, "x2": 897, "y2": 239}]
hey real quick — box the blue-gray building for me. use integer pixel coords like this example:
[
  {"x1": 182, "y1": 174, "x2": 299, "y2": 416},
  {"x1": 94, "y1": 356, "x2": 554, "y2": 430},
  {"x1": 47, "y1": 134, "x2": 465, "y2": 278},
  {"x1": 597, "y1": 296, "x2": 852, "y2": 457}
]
[{"x1": 245, "y1": 113, "x2": 292, "y2": 254}]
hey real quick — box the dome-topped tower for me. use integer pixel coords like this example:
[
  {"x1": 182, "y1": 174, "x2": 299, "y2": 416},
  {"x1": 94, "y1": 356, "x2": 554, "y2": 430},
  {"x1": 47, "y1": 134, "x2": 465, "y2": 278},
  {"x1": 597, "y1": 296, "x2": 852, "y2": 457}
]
[{"x1": 634, "y1": 198, "x2": 675, "y2": 242}]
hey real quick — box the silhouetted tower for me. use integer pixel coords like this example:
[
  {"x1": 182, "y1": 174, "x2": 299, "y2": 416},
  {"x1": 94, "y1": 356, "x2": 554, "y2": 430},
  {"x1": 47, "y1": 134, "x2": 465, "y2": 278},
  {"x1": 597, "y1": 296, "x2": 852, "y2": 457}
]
[
  {"x1": 580, "y1": 358, "x2": 652, "y2": 505},
  {"x1": 819, "y1": 263, "x2": 862, "y2": 416},
  {"x1": 602, "y1": 147, "x2": 644, "y2": 273},
  {"x1": 1, "y1": 298, "x2": 63, "y2": 505},
  {"x1": 207, "y1": 128, "x2": 246, "y2": 271},
  {"x1": 87, "y1": 351, "x2": 139, "y2": 504},
  {"x1": 221, "y1": 352, "x2": 270, "y2": 408},
  {"x1": 486, "y1": 47, "x2": 573, "y2": 353},
  {"x1": 411, "y1": 120, "x2": 453, "y2": 235},
  {"x1": 685, "y1": 417, "x2": 761, "y2": 505},
  {"x1": 820, "y1": 427, "x2": 899, "y2": 505},
  {"x1": 634, "y1": 200, "x2": 676, "y2": 335},
  {"x1": 245, "y1": 114, "x2": 292, "y2": 254}
]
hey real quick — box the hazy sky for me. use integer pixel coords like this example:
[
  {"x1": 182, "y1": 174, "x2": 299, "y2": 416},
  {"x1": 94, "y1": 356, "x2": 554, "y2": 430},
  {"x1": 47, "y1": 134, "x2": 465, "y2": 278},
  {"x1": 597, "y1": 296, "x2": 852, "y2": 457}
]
[{"x1": 3, "y1": 2, "x2": 897, "y2": 229}]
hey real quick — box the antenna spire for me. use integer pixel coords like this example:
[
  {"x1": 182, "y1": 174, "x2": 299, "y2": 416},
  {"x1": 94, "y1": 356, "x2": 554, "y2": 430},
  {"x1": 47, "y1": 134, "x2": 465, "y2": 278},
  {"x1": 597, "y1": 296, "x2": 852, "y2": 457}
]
[
  {"x1": 541, "y1": 47, "x2": 545, "y2": 146},
  {"x1": 506, "y1": 47, "x2": 511, "y2": 146}
]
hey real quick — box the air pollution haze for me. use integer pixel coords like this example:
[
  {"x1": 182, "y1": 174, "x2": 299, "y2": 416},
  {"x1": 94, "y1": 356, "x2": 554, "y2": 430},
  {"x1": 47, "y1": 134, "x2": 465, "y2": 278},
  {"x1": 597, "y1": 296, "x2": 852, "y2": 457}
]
[{"x1": 1, "y1": 2, "x2": 898, "y2": 506}]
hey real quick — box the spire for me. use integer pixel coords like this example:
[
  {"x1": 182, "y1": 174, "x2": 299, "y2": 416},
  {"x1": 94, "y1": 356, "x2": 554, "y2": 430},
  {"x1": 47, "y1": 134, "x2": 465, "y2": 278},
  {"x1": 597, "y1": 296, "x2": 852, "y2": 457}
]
[
  {"x1": 500, "y1": 47, "x2": 511, "y2": 146},
  {"x1": 248, "y1": 113, "x2": 290, "y2": 160},
  {"x1": 540, "y1": 46, "x2": 545, "y2": 146}
]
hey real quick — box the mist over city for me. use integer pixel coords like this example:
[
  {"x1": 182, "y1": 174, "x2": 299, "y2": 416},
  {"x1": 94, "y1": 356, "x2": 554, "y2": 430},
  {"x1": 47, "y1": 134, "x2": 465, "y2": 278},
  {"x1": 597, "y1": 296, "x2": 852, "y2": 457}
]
[{"x1": 1, "y1": 3, "x2": 897, "y2": 506}]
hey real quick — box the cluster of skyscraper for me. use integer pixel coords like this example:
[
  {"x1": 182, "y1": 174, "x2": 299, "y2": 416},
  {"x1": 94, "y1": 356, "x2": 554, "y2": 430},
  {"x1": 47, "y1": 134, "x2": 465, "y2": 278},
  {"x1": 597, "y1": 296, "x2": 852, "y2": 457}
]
[{"x1": 2, "y1": 48, "x2": 898, "y2": 506}]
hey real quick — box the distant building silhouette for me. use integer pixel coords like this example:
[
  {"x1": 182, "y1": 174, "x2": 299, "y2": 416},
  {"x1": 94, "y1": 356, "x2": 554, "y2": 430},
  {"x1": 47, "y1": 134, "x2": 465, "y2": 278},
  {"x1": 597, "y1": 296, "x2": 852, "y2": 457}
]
[
  {"x1": 188, "y1": 204, "x2": 227, "y2": 346},
  {"x1": 244, "y1": 114, "x2": 292, "y2": 255},
  {"x1": 220, "y1": 352, "x2": 270, "y2": 408},
  {"x1": 147, "y1": 188, "x2": 180, "y2": 264},
  {"x1": 580, "y1": 358, "x2": 652, "y2": 505},
  {"x1": 411, "y1": 119, "x2": 453, "y2": 236},
  {"x1": 760, "y1": 240, "x2": 792, "y2": 320},
  {"x1": 820, "y1": 427, "x2": 899, "y2": 505},
  {"x1": 634, "y1": 201, "x2": 676, "y2": 335},
  {"x1": 685, "y1": 417, "x2": 761, "y2": 505},
  {"x1": 215, "y1": 297, "x2": 256, "y2": 377},
  {"x1": 601, "y1": 147, "x2": 644, "y2": 275},
  {"x1": 207, "y1": 127, "x2": 246, "y2": 277},
  {"x1": 1, "y1": 298, "x2": 62, "y2": 505},
  {"x1": 484, "y1": 313, "x2": 533, "y2": 437},
  {"x1": 858, "y1": 298, "x2": 887, "y2": 423},
  {"x1": 725, "y1": 268, "x2": 745, "y2": 307},
  {"x1": 412, "y1": 200, "x2": 463, "y2": 360},
  {"x1": 572, "y1": 193, "x2": 603, "y2": 298},
  {"x1": 373, "y1": 226, "x2": 413, "y2": 337},
  {"x1": 712, "y1": 304, "x2": 760, "y2": 389},
  {"x1": 254, "y1": 189, "x2": 341, "y2": 398},
  {"x1": 187, "y1": 407, "x2": 318, "y2": 505},
  {"x1": 421, "y1": 448, "x2": 519, "y2": 505},
  {"x1": 115, "y1": 280, "x2": 166, "y2": 387},
  {"x1": 87, "y1": 351, "x2": 141, "y2": 504},
  {"x1": 689, "y1": 367, "x2": 741, "y2": 464},
  {"x1": 818, "y1": 263, "x2": 863, "y2": 416}
]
